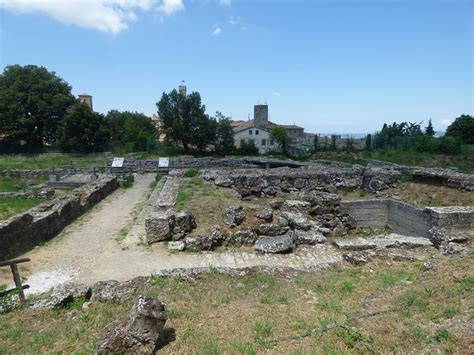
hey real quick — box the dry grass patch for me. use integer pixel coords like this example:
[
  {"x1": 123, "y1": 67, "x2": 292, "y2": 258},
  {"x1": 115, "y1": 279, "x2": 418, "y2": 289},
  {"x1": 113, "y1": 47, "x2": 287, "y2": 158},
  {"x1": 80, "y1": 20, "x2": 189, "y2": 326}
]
[
  {"x1": 341, "y1": 181, "x2": 474, "y2": 208},
  {"x1": 1, "y1": 254, "x2": 473, "y2": 353},
  {"x1": 174, "y1": 176, "x2": 274, "y2": 235}
]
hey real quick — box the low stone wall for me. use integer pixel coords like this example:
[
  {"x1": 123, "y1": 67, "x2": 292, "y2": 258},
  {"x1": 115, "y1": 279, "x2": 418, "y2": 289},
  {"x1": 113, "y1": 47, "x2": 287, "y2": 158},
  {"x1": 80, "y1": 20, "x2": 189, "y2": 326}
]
[
  {"x1": 202, "y1": 163, "x2": 403, "y2": 196},
  {"x1": 0, "y1": 168, "x2": 69, "y2": 178},
  {"x1": 0, "y1": 176, "x2": 119, "y2": 261},
  {"x1": 341, "y1": 199, "x2": 389, "y2": 229},
  {"x1": 152, "y1": 170, "x2": 182, "y2": 211},
  {"x1": 411, "y1": 168, "x2": 474, "y2": 191},
  {"x1": 342, "y1": 199, "x2": 474, "y2": 238}
]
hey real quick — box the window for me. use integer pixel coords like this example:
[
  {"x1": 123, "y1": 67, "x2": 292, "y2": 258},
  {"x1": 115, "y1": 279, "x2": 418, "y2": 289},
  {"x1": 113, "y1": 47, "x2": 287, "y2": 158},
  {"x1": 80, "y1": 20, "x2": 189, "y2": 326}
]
[
  {"x1": 270, "y1": 139, "x2": 274, "y2": 146},
  {"x1": 248, "y1": 139, "x2": 254, "y2": 144},
  {"x1": 249, "y1": 130, "x2": 253, "y2": 135},
  {"x1": 240, "y1": 139, "x2": 245, "y2": 147},
  {"x1": 255, "y1": 129, "x2": 259, "y2": 135},
  {"x1": 262, "y1": 139, "x2": 266, "y2": 146}
]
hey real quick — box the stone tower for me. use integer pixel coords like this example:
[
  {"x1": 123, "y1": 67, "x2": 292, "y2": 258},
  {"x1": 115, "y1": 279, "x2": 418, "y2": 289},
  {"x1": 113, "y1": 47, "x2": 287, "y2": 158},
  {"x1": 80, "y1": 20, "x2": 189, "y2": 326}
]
[
  {"x1": 179, "y1": 82, "x2": 187, "y2": 96},
  {"x1": 79, "y1": 94, "x2": 93, "y2": 111},
  {"x1": 254, "y1": 104, "x2": 268, "y2": 127}
]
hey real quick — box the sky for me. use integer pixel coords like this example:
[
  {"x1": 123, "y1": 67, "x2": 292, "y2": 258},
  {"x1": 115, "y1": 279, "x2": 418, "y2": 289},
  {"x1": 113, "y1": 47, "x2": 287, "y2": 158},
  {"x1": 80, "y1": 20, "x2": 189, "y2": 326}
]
[{"x1": 0, "y1": 0, "x2": 472, "y2": 134}]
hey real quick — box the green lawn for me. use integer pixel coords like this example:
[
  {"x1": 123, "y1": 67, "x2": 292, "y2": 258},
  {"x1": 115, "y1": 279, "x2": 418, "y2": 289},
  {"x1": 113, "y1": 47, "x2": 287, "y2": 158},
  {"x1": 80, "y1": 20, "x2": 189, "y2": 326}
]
[
  {"x1": 0, "y1": 196, "x2": 44, "y2": 220},
  {"x1": 0, "y1": 177, "x2": 47, "y2": 193},
  {"x1": 0, "y1": 153, "x2": 110, "y2": 171},
  {"x1": 312, "y1": 146, "x2": 474, "y2": 173}
]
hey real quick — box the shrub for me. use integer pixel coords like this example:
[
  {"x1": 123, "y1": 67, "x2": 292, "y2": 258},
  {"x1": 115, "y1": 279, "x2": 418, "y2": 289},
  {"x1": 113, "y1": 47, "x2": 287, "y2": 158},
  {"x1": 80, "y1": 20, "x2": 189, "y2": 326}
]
[
  {"x1": 438, "y1": 136, "x2": 462, "y2": 155},
  {"x1": 184, "y1": 169, "x2": 198, "y2": 178}
]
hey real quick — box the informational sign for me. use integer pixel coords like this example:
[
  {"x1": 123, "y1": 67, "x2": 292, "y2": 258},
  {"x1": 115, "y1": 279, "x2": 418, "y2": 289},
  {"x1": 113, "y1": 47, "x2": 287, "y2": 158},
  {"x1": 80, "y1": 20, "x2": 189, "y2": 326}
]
[
  {"x1": 111, "y1": 157, "x2": 124, "y2": 168},
  {"x1": 158, "y1": 157, "x2": 169, "y2": 168}
]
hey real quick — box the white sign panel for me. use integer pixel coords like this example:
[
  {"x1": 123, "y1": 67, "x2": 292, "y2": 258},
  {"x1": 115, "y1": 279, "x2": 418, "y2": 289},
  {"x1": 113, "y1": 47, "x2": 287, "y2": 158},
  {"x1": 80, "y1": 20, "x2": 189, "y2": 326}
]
[
  {"x1": 158, "y1": 157, "x2": 169, "y2": 168},
  {"x1": 111, "y1": 157, "x2": 124, "y2": 168}
]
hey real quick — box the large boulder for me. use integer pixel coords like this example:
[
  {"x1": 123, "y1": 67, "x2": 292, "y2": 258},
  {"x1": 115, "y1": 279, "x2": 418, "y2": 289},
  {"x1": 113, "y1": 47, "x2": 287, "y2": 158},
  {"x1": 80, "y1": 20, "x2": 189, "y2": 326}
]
[
  {"x1": 280, "y1": 211, "x2": 311, "y2": 231},
  {"x1": 175, "y1": 210, "x2": 197, "y2": 233},
  {"x1": 95, "y1": 296, "x2": 167, "y2": 354},
  {"x1": 429, "y1": 228, "x2": 470, "y2": 248},
  {"x1": 282, "y1": 200, "x2": 311, "y2": 213},
  {"x1": 293, "y1": 230, "x2": 327, "y2": 245},
  {"x1": 91, "y1": 280, "x2": 137, "y2": 302},
  {"x1": 228, "y1": 229, "x2": 257, "y2": 247},
  {"x1": 254, "y1": 234, "x2": 294, "y2": 253},
  {"x1": 253, "y1": 207, "x2": 273, "y2": 222},
  {"x1": 253, "y1": 223, "x2": 290, "y2": 236},
  {"x1": 32, "y1": 283, "x2": 91, "y2": 309},
  {"x1": 224, "y1": 205, "x2": 245, "y2": 227},
  {"x1": 145, "y1": 210, "x2": 175, "y2": 244}
]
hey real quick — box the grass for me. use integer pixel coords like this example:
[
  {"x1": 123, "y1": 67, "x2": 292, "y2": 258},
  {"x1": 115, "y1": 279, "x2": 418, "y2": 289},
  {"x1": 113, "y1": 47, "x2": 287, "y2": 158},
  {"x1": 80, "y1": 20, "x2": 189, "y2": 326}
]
[
  {"x1": 175, "y1": 177, "x2": 242, "y2": 233},
  {"x1": 341, "y1": 181, "x2": 474, "y2": 208},
  {"x1": 0, "y1": 196, "x2": 44, "y2": 220},
  {"x1": 312, "y1": 147, "x2": 474, "y2": 173},
  {"x1": 0, "y1": 153, "x2": 109, "y2": 170},
  {"x1": 1, "y1": 255, "x2": 472, "y2": 353},
  {"x1": 0, "y1": 176, "x2": 47, "y2": 193}
]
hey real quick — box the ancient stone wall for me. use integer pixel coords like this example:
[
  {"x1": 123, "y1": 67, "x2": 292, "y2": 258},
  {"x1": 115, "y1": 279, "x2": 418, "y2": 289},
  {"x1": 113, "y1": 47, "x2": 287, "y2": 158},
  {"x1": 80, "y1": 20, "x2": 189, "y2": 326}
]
[
  {"x1": 342, "y1": 199, "x2": 474, "y2": 238},
  {"x1": 0, "y1": 177, "x2": 119, "y2": 260},
  {"x1": 341, "y1": 199, "x2": 389, "y2": 229}
]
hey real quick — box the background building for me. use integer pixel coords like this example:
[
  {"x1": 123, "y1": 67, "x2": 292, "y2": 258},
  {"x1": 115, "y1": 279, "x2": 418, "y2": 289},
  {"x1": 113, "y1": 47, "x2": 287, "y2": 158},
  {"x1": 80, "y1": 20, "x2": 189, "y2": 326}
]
[{"x1": 231, "y1": 104, "x2": 308, "y2": 153}]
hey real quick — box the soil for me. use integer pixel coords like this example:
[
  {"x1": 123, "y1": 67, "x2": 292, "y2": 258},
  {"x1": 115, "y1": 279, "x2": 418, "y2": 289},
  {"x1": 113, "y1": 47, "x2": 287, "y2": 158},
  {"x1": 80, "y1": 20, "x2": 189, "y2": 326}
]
[{"x1": 1, "y1": 174, "x2": 341, "y2": 293}]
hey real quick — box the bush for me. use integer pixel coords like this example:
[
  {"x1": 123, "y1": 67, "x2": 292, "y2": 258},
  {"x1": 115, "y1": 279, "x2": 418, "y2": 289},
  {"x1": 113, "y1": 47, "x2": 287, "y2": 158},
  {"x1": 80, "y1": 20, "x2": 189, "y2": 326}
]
[
  {"x1": 184, "y1": 169, "x2": 199, "y2": 178},
  {"x1": 121, "y1": 174, "x2": 134, "y2": 188},
  {"x1": 237, "y1": 140, "x2": 259, "y2": 156},
  {"x1": 438, "y1": 136, "x2": 462, "y2": 155},
  {"x1": 414, "y1": 136, "x2": 439, "y2": 153}
]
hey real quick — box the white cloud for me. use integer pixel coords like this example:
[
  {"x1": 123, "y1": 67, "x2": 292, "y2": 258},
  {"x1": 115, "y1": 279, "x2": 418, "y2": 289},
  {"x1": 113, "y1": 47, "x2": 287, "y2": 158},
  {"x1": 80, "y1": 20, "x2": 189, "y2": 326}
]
[
  {"x1": 272, "y1": 91, "x2": 281, "y2": 97},
  {"x1": 440, "y1": 118, "x2": 452, "y2": 127},
  {"x1": 0, "y1": 0, "x2": 183, "y2": 34},
  {"x1": 219, "y1": 0, "x2": 231, "y2": 6},
  {"x1": 157, "y1": 0, "x2": 184, "y2": 15},
  {"x1": 212, "y1": 26, "x2": 222, "y2": 36}
]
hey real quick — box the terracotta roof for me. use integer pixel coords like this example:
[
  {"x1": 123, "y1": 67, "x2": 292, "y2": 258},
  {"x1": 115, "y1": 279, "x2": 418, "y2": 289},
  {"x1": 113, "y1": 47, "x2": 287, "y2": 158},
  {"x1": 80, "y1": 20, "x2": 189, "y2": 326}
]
[
  {"x1": 279, "y1": 124, "x2": 304, "y2": 129},
  {"x1": 231, "y1": 120, "x2": 304, "y2": 133}
]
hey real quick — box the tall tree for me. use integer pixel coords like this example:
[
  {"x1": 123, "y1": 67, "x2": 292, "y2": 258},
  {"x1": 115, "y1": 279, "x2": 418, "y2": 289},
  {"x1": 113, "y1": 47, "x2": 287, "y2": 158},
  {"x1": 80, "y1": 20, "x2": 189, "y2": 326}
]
[
  {"x1": 365, "y1": 134, "x2": 372, "y2": 150},
  {"x1": 57, "y1": 102, "x2": 109, "y2": 153},
  {"x1": 425, "y1": 119, "x2": 435, "y2": 137},
  {"x1": 0, "y1": 64, "x2": 75, "y2": 151},
  {"x1": 270, "y1": 127, "x2": 292, "y2": 155},
  {"x1": 313, "y1": 134, "x2": 319, "y2": 152},
  {"x1": 215, "y1": 112, "x2": 235, "y2": 155},
  {"x1": 157, "y1": 89, "x2": 216, "y2": 153},
  {"x1": 445, "y1": 115, "x2": 474, "y2": 144},
  {"x1": 105, "y1": 110, "x2": 156, "y2": 151}
]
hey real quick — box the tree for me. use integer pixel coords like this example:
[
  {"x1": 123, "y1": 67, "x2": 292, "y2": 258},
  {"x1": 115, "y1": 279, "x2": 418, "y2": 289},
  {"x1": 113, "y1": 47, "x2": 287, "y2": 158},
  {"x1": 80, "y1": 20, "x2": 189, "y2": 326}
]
[
  {"x1": 105, "y1": 110, "x2": 156, "y2": 152},
  {"x1": 57, "y1": 102, "x2": 109, "y2": 153},
  {"x1": 365, "y1": 134, "x2": 372, "y2": 150},
  {"x1": 313, "y1": 135, "x2": 319, "y2": 152},
  {"x1": 237, "y1": 140, "x2": 259, "y2": 155},
  {"x1": 438, "y1": 136, "x2": 462, "y2": 155},
  {"x1": 270, "y1": 127, "x2": 292, "y2": 155},
  {"x1": 330, "y1": 135, "x2": 337, "y2": 151},
  {"x1": 425, "y1": 119, "x2": 435, "y2": 137},
  {"x1": 0, "y1": 64, "x2": 75, "y2": 151},
  {"x1": 445, "y1": 115, "x2": 474, "y2": 144},
  {"x1": 157, "y1": 89, "x2": 216, "y2": 153},
  {"x1": 215, "y1": 112, "x2": 235, "y2": 155}
]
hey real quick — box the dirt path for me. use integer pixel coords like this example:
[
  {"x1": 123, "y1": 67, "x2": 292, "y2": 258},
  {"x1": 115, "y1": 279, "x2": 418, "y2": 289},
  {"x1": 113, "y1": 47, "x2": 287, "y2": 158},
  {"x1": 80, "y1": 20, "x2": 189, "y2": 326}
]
[{"x1": 2, "y1": 174, "x2": 342, "y2": 294}]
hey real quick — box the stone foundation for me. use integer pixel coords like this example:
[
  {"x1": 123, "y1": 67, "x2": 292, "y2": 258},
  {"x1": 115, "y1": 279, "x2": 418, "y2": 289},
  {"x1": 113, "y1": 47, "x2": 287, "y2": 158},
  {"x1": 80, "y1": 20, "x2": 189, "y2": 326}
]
[
  {"x1": 0, "y1": 176, "x2": 119, "y2": 260},
  {"x1": 342, "y1": 199, "x2": 474, "y2": 238}
]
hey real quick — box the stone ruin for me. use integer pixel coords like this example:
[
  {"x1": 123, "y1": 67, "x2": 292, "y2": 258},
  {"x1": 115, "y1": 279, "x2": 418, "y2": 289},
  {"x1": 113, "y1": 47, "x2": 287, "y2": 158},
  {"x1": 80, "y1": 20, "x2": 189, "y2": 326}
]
[{"x1": 144, "y1": 161, "x2": 473, "y2": 258}]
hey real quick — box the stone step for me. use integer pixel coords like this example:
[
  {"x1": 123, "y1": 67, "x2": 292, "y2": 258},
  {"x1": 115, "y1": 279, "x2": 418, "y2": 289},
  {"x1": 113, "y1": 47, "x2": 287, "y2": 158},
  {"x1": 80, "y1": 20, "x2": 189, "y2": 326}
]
[{"x1": 333, "y1": 233, "x2": 433, "y2": 251}]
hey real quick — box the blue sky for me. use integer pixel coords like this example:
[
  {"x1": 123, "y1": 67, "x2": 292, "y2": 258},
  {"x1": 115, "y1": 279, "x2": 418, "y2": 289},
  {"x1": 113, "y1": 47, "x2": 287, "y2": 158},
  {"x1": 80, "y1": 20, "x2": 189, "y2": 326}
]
[{"x1": 0, "y1": 0, "x2": 472, "y2": 134}]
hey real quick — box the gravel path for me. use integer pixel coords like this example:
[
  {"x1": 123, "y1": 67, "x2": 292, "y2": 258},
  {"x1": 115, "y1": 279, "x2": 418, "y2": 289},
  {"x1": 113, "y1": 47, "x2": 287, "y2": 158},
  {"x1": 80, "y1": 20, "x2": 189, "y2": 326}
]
[{"x1": 3, "y1": 174, "x2": 342, "y2": 294}]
